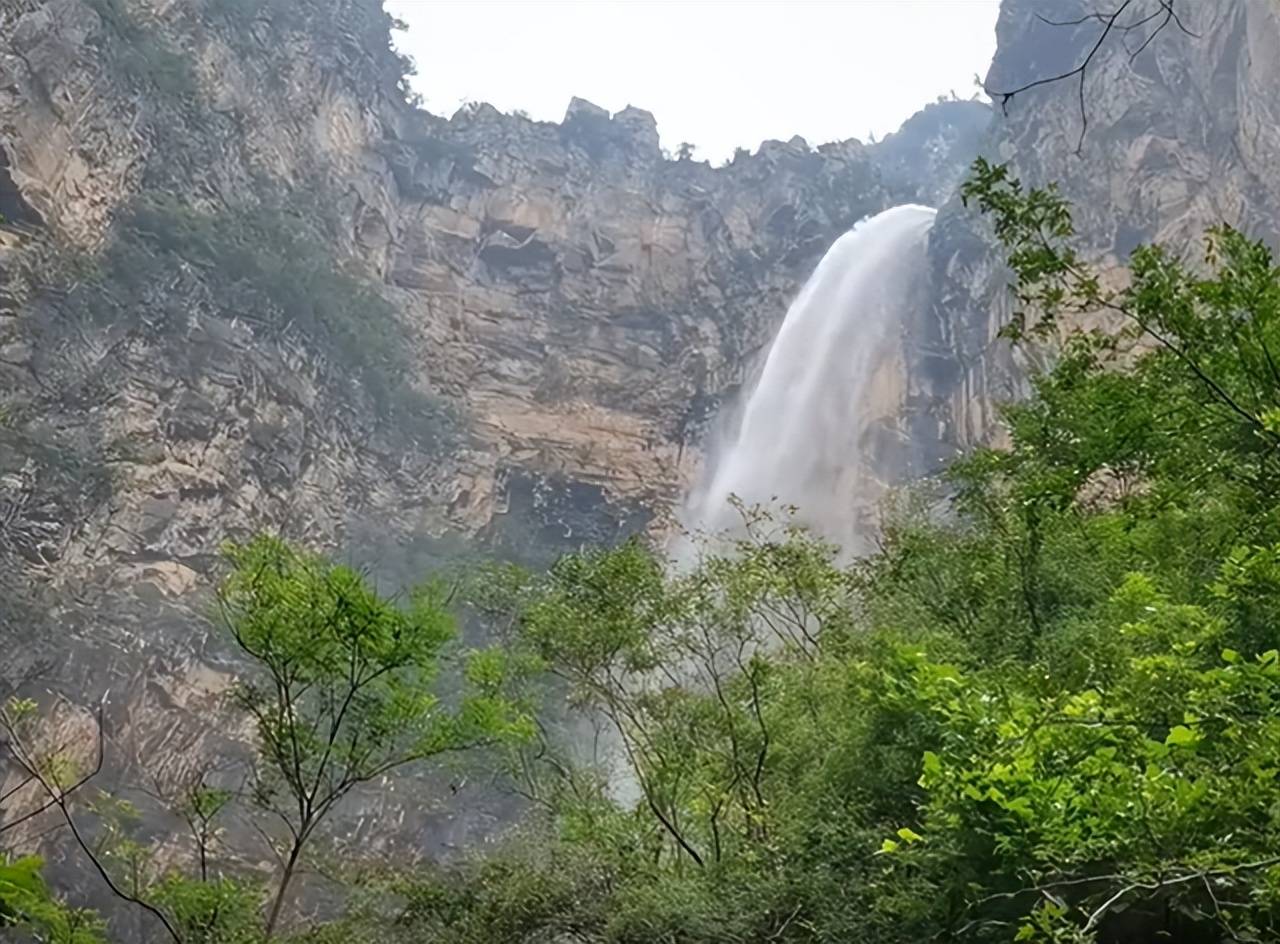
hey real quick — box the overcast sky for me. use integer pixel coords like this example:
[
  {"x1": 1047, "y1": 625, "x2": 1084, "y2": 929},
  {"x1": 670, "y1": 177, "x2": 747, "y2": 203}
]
[{"x1": 387, "y1": 0, "x2": 1001, "y2": 163}]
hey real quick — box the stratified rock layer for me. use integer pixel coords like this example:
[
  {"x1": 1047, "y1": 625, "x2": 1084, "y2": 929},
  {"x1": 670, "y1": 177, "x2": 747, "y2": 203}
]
[
  {"x1": 4, "y1": 0, "x2": 1276, "y2": 864},
  {"x1": 0, "y1": 0, "x2": 983, "y2": 610}
]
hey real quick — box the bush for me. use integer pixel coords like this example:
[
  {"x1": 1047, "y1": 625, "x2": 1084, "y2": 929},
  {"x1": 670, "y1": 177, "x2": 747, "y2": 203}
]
[{"x1": 347, "y1": 163, "x2": 1280, "y2": 944}]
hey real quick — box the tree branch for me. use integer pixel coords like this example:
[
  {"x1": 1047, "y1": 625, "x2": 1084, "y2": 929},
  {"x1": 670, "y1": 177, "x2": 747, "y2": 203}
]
[
  {"x1": 1, "y1": 699, "x2": 183, "y2": 944},
  {"x1": 988, "y1": 1, "x2": 1196, "y2": 153}
]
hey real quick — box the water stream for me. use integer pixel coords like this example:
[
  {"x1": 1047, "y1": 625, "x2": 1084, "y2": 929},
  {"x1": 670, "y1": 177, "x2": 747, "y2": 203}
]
[{"x1": 683, "y1": 204, "x2": 937, "y2": 553}]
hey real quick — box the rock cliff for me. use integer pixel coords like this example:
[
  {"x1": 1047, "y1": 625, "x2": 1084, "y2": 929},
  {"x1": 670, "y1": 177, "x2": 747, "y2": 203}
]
[
  {"x1": 924, "y1": 0, "x2": 1280, "y2": 448},
  {"x1": 0, "y1": 0, "x2": 982, "y2": 855},
  {"x1": 0, "y1": 0, "x2": 985, "y2": 615},
  {"x1": 5, "y1": 0, "x2": 1275, "y2": 868}
]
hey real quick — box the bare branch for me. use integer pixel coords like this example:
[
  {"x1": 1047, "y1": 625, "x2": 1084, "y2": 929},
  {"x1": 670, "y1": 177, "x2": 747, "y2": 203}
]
[
  {"x1": 1, "y1": 698, "x2": 183, "y2": 943},
  {"x1": 987, "y1": 1, "x2": 1196, "y2": 153}
]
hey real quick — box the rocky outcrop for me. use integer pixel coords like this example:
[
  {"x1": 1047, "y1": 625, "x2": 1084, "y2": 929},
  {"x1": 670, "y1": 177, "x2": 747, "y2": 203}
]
[
  {"x1": 2, "y1": 0, "x2": 1276, "y2": 889},
  {"x1": 872, "y1": 99, "x2": 991, "y2": 207},
  {"x1": 0, "y1": 0, "x2": 985, "y2": 620},
  {"x1": 384, "y1": 102, "x2": 914, "y2": 533},
  {"x1": 924, "y1": 0, "x2": 1280, "y2": 448}
]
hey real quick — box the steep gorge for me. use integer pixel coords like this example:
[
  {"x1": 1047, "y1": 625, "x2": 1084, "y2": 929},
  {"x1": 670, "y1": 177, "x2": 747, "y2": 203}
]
[{"x1": 2, "y1": 0, "x2": 1278, "y2": 868}]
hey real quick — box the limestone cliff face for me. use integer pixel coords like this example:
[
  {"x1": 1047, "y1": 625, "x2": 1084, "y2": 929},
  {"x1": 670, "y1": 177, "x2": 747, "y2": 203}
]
[
  {"x1": 4, "y1": 0, "x2": 1276, "y2": 872},
  {"x1": 0, "y1": 0, "x2": 987, "y2": 612},
  {"x1": 0, "y1": 0, "x2": 983, "y2": 847},
  {"x1": 380, "y1": 99, "x2": 935, "y2": 536},
  {"x1": 924, "y1": 0, "x2": 1280, "y2": 448}
]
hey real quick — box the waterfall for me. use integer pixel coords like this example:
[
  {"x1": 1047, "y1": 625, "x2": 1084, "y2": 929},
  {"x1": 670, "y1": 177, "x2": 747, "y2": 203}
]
[{"x1": 682, "y1": 204, "x2": 937, "y2": 553}]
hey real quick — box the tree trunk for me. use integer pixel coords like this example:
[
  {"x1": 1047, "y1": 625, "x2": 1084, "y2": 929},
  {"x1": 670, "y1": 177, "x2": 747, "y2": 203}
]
[{"x1": 264, "y1": 840, "x2": 304, "y2": 938}]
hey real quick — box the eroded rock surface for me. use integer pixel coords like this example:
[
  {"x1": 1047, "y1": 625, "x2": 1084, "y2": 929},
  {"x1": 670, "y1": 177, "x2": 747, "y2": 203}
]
[
  {"x1": 6, "y1": 0, "x2": 1275, "y2": 873},
  {"x1": 926, "y1": 0, "x2": 1280, "y2": 447},
  {"x1": 0, "y1": 0, "x2": 984, "y2": 608}
]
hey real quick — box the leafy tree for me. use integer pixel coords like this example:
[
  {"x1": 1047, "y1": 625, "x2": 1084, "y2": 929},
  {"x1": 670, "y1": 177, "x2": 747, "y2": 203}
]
[
  {"x1": 337, "y1": 163, "x2": 1280, "y2": 944},
  {"x1": 148, "y1": 874, "x2": 265, "y2": 944},
  {"x1": 14, "y1": 157, "x2": 1280, "y2": 944},
  {"x1": 218, "y1": 535, "x2": 530, "y2": 936},
  {"x1": 503, "y1": 508, "x2": 856, "y2": 870}
]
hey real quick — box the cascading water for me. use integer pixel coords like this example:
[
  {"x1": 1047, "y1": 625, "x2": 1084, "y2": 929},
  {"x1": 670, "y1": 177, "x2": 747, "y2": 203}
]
[
  {"x1": 682, "y1": 204, "x2": 937, "y2": 553},
  {"x1": 600, "y1": 206, "x2": 938, "y2": 804}
]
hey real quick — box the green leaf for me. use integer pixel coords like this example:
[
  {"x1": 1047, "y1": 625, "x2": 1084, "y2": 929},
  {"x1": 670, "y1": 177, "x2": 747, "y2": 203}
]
[
  {"x1": 919, "y1": 750, "x2": 942, "y2": 786},
  {"x1": 0, "y1": 856, "x2": 46, "y2": 902},
  {"x1": 1165, "y1": 725, "x2": 1200, "y2": 747},
  {"x1": 1260, "y1": 408, "x2": 1280, "y2": 435}
]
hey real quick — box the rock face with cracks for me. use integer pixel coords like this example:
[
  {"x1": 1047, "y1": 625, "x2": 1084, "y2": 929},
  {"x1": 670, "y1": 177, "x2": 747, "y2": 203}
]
[
  {"x1": 0, "y1": 1, "x2": 982, "y2": 594},
  {"x1": 0, "y1": 0, "x2": 981, "y2": 864},
  {"x1": 923, "y1": 0, "x2": 1280, "y2": 449}
]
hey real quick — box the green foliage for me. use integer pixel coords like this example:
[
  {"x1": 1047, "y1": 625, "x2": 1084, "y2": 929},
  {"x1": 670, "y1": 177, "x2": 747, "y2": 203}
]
[
  {"x1": 963, "y1": 157, "x2": 1280, "y2": 460},
  {"x1": 0, "y1": 855, "x2": 44, "y2": 925},
  {"x1": 222, "y1": 535, "x2": 471, "y2": 783},
  {"x1": 320, "y1": 165, "x2": 1280, "y2": 944},
  {"x1": 885, "y1": 573, "x2": 1280, "y2": 941},
  {"x1": 126, "y1": 199, "x2": 388, "y2": 389},
  {"x1": 0, "y1": 698, "x2": 109, "y2": 944},
  {"x1": 17, "y1": 161, "x2": 1280, "y2": 944},
  {"x1": 82, "y1": 787, "x2": 261, "y2": 941},
  {"x1": 0, "y1": 856, "x2": 106, "y2": 944},
  {"x1": 149, "y1": 875, "x2": 265, "y2": 944},
  {"x1": 298, "y1": 842, "x2": 613, "y2": 944},
  {"x1": 219, "y1": 534, "x2": 529, "y2": 934}
]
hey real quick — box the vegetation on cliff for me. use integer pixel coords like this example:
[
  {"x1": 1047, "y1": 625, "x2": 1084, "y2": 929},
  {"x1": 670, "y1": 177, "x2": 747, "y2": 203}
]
[{"x1": 7, "y1": 163, "x2": 1280, "y2": 943}]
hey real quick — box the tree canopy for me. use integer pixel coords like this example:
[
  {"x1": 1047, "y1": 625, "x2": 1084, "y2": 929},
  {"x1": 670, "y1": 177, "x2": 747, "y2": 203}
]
[
  {"x1": 7, "y1": 161, "x2": 1280, "y2": 943},
  {"x1": 332, "y1": 160, "x2": 1280, "y2": 944}
]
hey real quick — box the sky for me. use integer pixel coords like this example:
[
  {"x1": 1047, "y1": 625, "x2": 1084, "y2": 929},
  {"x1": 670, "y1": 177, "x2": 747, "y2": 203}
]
[{"x1": 387, "y1": 0, "x2": 1002, "y2": 163}]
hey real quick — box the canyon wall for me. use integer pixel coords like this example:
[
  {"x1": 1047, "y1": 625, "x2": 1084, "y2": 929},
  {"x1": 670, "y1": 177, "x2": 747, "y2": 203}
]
[
  {"x1": 0, "y1": 1, "x2": 985, "y2": 609},
  {"x1": 4, "y1": 0, "x2": 1277, "y2": 867},
  {"x1": 0, "y1": 0, "x2": 981, "y2": 857}
]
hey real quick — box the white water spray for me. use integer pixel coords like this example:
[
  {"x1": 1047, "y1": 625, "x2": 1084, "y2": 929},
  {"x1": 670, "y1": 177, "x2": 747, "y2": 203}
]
[{"x1": 683, "y1": 204, "x2": 937, "y2": 553}]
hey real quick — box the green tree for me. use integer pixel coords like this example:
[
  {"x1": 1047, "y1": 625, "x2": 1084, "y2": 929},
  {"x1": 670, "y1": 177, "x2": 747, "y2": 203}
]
[
  {"x1": 81, "y1": 787, "x2": 262, "y2": 944},
  {"x1": 345, "y1": 163, "x2": 1280, "y2": 944},
  {"x1": 219, "y1": 535, "x2": 529, "y2": 936}
]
